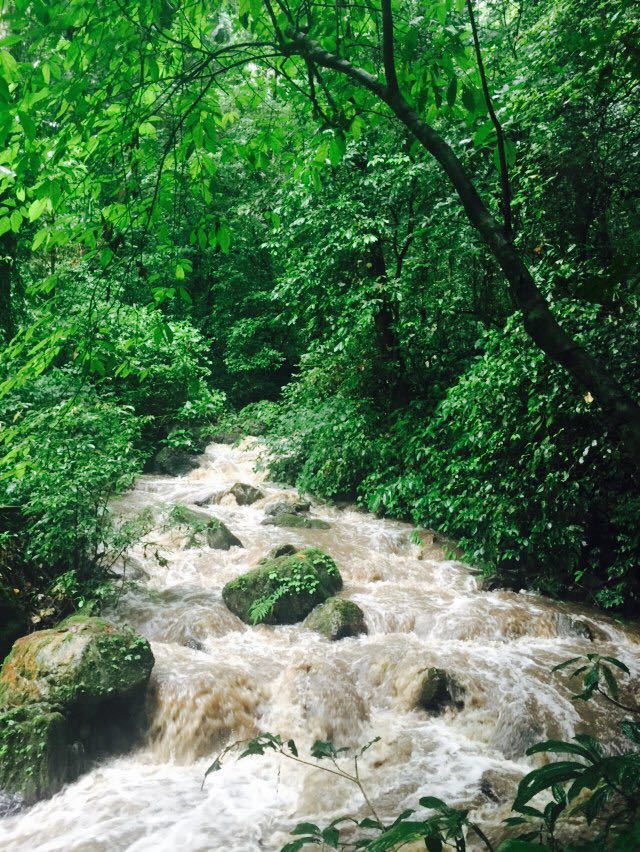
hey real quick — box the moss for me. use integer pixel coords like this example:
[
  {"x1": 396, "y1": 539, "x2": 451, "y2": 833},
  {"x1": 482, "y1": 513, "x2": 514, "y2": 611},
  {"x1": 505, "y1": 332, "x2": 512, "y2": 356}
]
[
  {"x1": 172, "y1": 505, "x2": 243, "y2": 550},
  {"x1": 222, "y1": 547, "x2": 342, "y2": 625},
  {"x1": 0, "y1": 616, "x2": 154, "y2": 713},
  {"x1": 0, "y1": 703, "x2": 76, "y2": 803},
  {"x1": 304, "y1": 598, "x2": 367, "y2": 640},
  {"x1": 0, "y1": 617, "x2": 155, "y2": 803}
]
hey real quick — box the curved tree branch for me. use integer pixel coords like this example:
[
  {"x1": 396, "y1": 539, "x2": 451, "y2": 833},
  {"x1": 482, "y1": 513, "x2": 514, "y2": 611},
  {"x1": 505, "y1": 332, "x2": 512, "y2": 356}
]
[
  {"x1": 283, "y1": 28, "x2": 640, "y2": 464},
  {"x1": 466, "y1": 0, "x2": 513, "y2": 240}
]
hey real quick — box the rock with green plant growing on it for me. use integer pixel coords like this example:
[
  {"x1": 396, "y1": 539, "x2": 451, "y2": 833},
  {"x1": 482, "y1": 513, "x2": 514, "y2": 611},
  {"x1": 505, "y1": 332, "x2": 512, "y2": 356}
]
[{"x1": 222, "y1": 547, "x2": 342, "y2": 625}]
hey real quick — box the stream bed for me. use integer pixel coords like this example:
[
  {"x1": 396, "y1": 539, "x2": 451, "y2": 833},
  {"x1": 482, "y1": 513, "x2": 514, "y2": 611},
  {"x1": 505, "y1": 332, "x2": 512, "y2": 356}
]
[{"x1": 1, "y1": 438, "x2": 638, "y2": 851}]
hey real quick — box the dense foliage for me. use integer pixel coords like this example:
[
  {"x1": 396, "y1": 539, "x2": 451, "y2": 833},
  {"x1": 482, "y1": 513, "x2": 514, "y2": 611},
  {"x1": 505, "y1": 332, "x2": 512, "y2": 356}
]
[{"x1": 0, "y1": 0, "x2": 638, "y2": 646}]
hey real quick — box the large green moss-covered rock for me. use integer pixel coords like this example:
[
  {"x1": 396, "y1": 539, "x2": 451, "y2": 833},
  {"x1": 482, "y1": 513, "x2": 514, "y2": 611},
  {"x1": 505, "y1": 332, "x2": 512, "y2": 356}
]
[
  {"x1": 0, "y1": 616, "x2": 154, "y2": 712},
  {"x1": 0, "y1": 617, "x2": 154, "y2": 803},
  {"x1": 304, "y1": 598, "x2": 367, "y2": 640},
  {"x1": 222, "y1": 547, "x2": 343, "y2": 625}
]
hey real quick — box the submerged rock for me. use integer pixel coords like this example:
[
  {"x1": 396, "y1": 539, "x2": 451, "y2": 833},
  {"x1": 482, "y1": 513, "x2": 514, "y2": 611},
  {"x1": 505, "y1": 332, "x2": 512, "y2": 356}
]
[
  {"x1": 0, "y1": 616, "x2": 154, "y2": 803},
  {"x1": 490, "y1": 698, "x2": 545, "y2": 759},
  {"x1": 417, "y1": 667, "x2": 465, "y2": 713},
  {"x1": 555, "y1": 613, "x2": 594, "y2": 641},
  {"x1": 222, "y1": 547, "x2": 342, "y2": 625},
  {"x1": 304, "y1": 598, "x2": 367, "y2": 640},
  {"x1": 262, "y1": 513, "x2": 330, "y2": 530},
  {"x1": 151, "y1": 446, "x2": 198, "y2": 477},
  {"x1": 228, "y1": 483, "x2": 264, "y2": 506},
  {"x1": 480, "y1": 767, "x2": 524, "y2": 803},
  {"x1": 172, "y1": 505, "x2": 243, "y2": 550},
  {"x1": 264, "y1": 498, "x2": 311, "y2": 516},
  {"x1": 205, "y1": 518, "x2": 243, "y2": 550},
  {"x1": 262, "y1": 543, "x2": 299, "y2": 561}
]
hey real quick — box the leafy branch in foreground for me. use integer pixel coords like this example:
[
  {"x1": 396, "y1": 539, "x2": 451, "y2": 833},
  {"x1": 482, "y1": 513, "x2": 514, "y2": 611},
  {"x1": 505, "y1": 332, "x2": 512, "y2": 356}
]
[
  {"x1": 505, "y1": 654, "x2": 640, "y2": 850},
  {"x1": 202, "y1": 733, "x2": 495, "y2": 851},
  {"x1": 201, "y1": 654, "x2": 640, "y2": 851}
]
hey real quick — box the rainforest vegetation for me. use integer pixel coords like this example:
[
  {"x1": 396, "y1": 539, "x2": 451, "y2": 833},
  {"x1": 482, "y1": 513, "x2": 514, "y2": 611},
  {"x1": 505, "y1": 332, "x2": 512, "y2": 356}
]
[{"x1": 0, "y1": 0, "x2": 639, "y2": 847}]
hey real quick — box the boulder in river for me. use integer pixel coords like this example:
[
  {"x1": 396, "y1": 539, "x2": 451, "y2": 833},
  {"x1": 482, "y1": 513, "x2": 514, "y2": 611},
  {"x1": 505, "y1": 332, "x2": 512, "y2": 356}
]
[
  {"x1": 222, "y1": 547, "x2": 342, "y2": 625},
  {"x1": 151, "y1": 446, "x2": 199, "y2": 477},
  {"x1": 262, "y1": 543, "x2": 299, "y2": 561},
  {"x1": 228, "y1": 483, "x2": 264, "y2": 506},
  {"x1": 172, "y1": 505, "x2": 243, "y2": 550},
  {"x1": 304, "y1": 598, "x2": 367, "y2": 640},
  {"x1": 262, "y1": 512, "x2": 330, "y2": 530},
  {"x1": 0, "y1": 616, "x2": 154, "y2": 803},
  {"x1": 264, "y1": 498, "x2": 311, "y2": 516},
  {"x1": 205, "y1": 518, "x2": 243, "y2": 550},
  {"x1": 417, "y1": 667, "x2": 465, "y2": 713}
]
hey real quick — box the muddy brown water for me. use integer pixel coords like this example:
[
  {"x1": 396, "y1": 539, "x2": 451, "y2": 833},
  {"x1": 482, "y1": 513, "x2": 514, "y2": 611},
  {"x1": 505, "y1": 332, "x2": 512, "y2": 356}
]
[{"x1": 1, "y1": 439, "x2": 638, "y2": 851}]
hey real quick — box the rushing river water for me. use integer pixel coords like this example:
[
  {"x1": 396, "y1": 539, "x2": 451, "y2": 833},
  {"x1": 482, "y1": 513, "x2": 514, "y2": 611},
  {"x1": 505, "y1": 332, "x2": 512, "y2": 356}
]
[{"x1": 1, "y1": 439, "x2": 639, "y2": 851}]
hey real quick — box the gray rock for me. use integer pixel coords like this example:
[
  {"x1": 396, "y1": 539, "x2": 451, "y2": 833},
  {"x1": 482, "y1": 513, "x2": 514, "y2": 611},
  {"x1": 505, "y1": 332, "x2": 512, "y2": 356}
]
[
  {"x1": 152, "y1": 447, "x2": 198, "y2": 477},
  {"x1": 229, "y1": 483, "x2": 264, "y2": 506},
  {"x1": 264, "y1": 498, "x2": 311, "y2": 516},
  {"x1": 304, "y1": 598, "x2": 367, "y2": 640},
  {"x1": 417, "y1": 667, "x2": 465, "y2": 713}
]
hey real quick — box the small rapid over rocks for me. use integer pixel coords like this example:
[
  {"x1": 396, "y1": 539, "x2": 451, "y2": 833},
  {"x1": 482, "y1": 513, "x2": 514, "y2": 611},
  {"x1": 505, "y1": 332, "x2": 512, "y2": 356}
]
[{"x1": 1, "y1": 439, "x2": 638, "y2": 851}]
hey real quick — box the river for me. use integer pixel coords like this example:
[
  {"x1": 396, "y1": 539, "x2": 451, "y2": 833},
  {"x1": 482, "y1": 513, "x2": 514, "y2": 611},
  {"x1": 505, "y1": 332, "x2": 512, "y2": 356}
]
[{"x1": 0, "y1": 438, "x2": 638, "y2": 851}]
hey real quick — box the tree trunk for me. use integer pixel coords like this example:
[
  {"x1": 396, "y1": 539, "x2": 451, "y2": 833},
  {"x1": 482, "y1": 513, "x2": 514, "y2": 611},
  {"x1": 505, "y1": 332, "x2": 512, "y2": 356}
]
[
  {"x1": 287, "y1": 32, "x2": 640, "y2": 465},
  {"x1": 0, "y1": 231, "x2": 16, "y2": 342}
]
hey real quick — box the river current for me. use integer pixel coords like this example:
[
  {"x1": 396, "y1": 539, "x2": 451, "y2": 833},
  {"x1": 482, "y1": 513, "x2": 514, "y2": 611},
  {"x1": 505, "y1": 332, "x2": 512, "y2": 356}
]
[{"x1": 1, "y1": 439, "x2": 638, "y2": 851}]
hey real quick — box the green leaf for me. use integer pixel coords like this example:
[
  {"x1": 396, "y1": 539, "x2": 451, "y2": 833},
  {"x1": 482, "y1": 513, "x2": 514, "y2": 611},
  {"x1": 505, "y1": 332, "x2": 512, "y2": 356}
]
[
  {"x1": 552, "y1": 657, "x2": 582, "y2": 672},
  {"x1": 32, "y1": 229, "x2": 48, "y2": 250},
  {"x1": 526, "y1": 739, "x2": 595, "y2": 762},
  {"x1": 217, "y1": 223, "x2": 231, "y2": 253},
  {"x1": 419, "y1": 796, "x2": 449, "y2": 811},
  {"x1": 28, "y1": 198, "x2": 48, "y2": 222},
  {"x1": 513, "y1": 762, "x2": 585, "y2": 809},
  {"x1": 291, "y1": 822, "x2": 321, "y2": 836}
]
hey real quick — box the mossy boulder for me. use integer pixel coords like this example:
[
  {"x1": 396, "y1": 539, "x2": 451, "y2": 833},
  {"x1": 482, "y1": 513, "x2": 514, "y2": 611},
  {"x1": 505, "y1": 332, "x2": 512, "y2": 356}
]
[
  {"x1": 0, "y1": 617, "x2": 154, "y2": 803},
  {"x1": 222, "y1": 547, "x2": 342, "y2": 625},
  {"x1": 0, "y1": 616, "x2": 154, "y2": 712},
  {"x1": 304, "y1": 598, "x2": 367, "y2": 640},
  {"x1": 172, "y1": 505, "x2": 243, "y2": 550},
  {"x1": 228, "y1": 483, "x2": 264, "y2": 506},
  {"x1": 261, "y1": 513, "x2": 330, "y2": 530},
  {"x1": 417, "y1": 667, "x2": 465, "y2": 714},
  {"x1": 151, "y1": 446, "x2": 198, "y2": 476}
]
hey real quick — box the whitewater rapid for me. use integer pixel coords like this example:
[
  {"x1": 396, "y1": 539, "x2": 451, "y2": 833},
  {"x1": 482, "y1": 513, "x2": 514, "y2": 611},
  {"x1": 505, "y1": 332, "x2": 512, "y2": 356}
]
[{"x1": 1, "y1": 439, "x2": 638, "y2": 851}]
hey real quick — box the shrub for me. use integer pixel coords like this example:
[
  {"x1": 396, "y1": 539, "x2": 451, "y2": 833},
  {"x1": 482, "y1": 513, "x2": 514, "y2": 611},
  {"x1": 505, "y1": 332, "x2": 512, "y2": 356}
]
[
  {"x1": 363, "y1": 303, "x2": 640, "y2": 610},
  {"x1": 0, "y1": 385, "x2": 148, "y2": 625}
]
